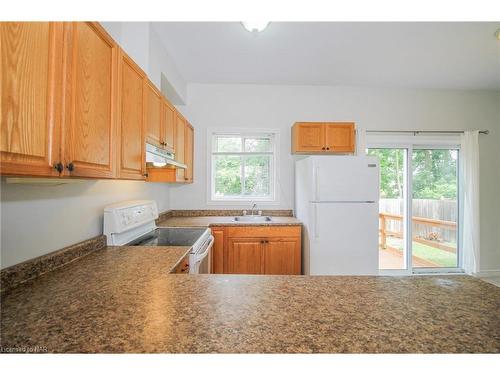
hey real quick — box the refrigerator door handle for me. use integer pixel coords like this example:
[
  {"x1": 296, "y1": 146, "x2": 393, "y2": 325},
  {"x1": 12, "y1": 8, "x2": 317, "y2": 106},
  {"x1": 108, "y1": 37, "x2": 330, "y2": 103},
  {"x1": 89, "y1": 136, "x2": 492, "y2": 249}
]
[
  {"x1": 313, "y1": 204, "x2": 319, "y2": 239},
  {"x1": 313, "y1": 166, "x2": 320, "y2": 201}
]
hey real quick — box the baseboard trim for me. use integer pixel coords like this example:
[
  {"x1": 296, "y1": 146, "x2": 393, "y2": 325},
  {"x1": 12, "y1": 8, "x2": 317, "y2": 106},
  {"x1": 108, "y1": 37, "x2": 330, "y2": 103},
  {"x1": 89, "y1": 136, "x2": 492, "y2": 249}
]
[{"x1": 473, "y1": 269, "x2": 500, "y2": 278}]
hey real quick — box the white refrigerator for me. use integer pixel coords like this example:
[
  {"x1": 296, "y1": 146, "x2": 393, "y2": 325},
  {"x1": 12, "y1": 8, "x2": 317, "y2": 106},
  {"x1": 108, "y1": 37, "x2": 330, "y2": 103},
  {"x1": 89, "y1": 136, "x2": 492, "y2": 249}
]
[{"x1": 295, "y1": 156, "x2": 380, "y2": 275}]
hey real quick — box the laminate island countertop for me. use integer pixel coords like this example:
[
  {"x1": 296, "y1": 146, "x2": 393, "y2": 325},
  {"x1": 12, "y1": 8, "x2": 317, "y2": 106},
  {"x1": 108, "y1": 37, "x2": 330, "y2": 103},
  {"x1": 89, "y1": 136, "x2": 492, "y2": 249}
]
[
  {"x1": 158, "y1": 216, "x2": 302, "y2": 227},
  {"x1": 1, "y1": 245, "x2": 499, "y2": 353}
]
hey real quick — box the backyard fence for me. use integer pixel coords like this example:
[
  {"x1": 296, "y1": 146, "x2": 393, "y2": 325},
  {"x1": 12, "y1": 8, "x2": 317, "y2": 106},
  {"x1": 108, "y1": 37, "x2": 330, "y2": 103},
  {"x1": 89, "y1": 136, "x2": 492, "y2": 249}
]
[
  {"x1": 379, "y1": 199, "x2": 457, "y2": 253},
  {"x1": 379, "y1": 199, "x2": 458, "y2": 244}
]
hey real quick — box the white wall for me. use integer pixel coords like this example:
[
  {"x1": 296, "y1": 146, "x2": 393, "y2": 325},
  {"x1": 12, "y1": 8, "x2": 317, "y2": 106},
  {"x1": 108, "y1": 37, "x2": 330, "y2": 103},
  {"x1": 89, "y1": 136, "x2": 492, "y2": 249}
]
[
  {"x1": 101, "y1": 22, "x2": 187, "y2": 104},
  {"x1": 170, "y1": 84, "x2": 500, "y2": 271},
  {"x1": 0, "y1": 180, "x2": 170, "y2": 268}
]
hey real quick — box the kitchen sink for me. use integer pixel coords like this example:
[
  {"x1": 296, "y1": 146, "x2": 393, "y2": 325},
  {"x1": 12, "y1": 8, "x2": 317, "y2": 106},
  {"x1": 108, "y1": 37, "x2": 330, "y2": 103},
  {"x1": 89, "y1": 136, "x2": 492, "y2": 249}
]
[{"x1": 233, "y1": 216, "x2": 272, "y2": 222}]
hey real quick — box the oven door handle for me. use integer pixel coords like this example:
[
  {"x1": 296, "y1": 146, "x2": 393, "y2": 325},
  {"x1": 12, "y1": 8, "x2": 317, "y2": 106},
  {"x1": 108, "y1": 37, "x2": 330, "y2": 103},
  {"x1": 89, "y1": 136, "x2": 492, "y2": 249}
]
[{"x1": 194, "y1": 235, "x2": 214, "y2": 263}]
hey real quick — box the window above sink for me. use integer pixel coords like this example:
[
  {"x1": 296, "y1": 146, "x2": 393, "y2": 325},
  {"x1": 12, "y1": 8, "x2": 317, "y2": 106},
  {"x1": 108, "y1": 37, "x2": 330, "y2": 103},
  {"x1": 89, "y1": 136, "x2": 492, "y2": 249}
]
[{"x1": 207, "y1": 128, "x2": 280, "y2": 205}]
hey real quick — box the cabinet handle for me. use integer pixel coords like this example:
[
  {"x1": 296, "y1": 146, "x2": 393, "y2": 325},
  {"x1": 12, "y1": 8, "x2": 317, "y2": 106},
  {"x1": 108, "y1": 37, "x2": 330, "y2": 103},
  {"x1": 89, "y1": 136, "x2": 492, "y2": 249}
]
[
  {"x1": 321, "y1": 147, "x2": 326, "y2": 150},
  {"x1": 143, "y1": 173, "x2": 149, "y2": 178},
  {"x1": 260, "y1": 240, "x2": 264, "y2": 244},
  {"x1": 54, "y1": 162, "x2": 64, "y2": 173},
  {"x1": 66, "y1": 162, "x2": 75, "y2": 172},
  {"x1": 326, "y1": 147, "x2": 330, "y2": 150}
]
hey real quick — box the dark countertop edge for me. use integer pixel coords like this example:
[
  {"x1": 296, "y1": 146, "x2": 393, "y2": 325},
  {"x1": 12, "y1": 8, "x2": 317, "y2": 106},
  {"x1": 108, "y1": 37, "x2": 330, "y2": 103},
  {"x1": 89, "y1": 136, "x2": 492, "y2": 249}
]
[{"x1": 1, "y1": 235, "x2": 107, "y2": 293}]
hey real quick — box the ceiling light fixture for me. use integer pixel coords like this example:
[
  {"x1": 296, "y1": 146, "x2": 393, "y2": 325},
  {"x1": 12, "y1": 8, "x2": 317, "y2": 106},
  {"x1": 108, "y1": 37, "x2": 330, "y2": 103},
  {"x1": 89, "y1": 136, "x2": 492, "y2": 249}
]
[{"x1": 241, "y1": 21, "x2": 270, "y2": 33}]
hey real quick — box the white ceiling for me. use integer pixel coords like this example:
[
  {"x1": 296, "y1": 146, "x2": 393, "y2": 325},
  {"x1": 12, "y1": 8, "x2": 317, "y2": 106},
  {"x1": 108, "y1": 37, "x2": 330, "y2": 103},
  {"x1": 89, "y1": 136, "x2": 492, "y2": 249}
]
[{"x1": 151, "y1": 22, "x2": 500, "y2": 90}]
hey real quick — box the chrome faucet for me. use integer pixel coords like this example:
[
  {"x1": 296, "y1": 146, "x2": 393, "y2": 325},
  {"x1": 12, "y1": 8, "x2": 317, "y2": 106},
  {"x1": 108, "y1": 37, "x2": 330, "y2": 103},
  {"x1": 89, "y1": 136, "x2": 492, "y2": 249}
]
[{"x1": 250, "y1": 203, "x2": 257, "y2": 216}]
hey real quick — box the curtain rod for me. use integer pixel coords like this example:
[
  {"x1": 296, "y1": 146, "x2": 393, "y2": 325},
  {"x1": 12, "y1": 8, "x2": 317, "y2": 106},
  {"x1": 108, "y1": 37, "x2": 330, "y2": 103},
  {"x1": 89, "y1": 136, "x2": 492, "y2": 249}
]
[{"x1": 365, "y1": 130, "x2": 489, "y2": 135}]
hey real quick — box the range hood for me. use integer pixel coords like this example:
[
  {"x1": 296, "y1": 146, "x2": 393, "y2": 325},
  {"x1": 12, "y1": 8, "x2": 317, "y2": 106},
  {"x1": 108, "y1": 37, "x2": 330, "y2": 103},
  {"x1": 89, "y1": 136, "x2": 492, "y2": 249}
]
[{"x1": 145, "y1": 143, "x2": 187, "y2": 169}]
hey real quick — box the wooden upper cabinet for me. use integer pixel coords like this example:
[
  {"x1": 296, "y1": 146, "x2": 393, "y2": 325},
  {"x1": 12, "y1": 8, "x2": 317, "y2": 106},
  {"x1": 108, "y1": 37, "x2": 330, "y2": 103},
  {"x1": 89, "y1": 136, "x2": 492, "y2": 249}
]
[
  {"x1": 162, "y1": 99, "x2": 175, "y2": 152},
  {"x1": 184, "y1": 123, "x2": 194, "y2": 183},
  {"x1": 1, "y1": 22, "x2": 64, "y2": 177},
  {"x1": 325, "y1": 123, "x2": 355, "y2": 153},
  {"x1": 292, "y1": 122, "x2": 355, "y2": 154},
  {"x1": 117, "y1": 49, "x2": 146, "y2": 180},
  {"x1": 292, "y1": 122, "x2": 325, "y2": 152},
  {"x1": 144, "y1": 79, "x2": 162, "y2": 148},
  {"x1": 175, "y1": 112, "x2": 186, "y2": 182},
  {"x1": 62, "y1": 22, "x2": 118, "y2": 178}
]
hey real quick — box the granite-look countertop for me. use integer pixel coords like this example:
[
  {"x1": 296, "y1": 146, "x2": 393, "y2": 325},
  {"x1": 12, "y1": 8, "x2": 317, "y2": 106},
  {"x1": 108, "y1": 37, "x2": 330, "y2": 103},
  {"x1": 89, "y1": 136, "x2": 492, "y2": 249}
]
[
  {"x1": 1, "y1": 244, "x2": 499, "y2": 353},
  {"x1": 158, "y1": 215, "x2": 302, "y2": 228}
]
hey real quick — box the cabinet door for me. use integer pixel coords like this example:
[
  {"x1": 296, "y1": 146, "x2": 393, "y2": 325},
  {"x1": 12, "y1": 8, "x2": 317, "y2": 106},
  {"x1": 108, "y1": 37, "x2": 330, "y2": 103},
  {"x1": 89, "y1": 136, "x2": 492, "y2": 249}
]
[
  {"x1": 292, "y1": 122, "x2": 325, "y2": 153},
  {"x1": 211, "y1": 229, "x2": 224, "y2": 274},
  {"x1": 63, "y1": 22, "x2": 118, "y2": 178},
  {"x1": 118, "y1": 50, "x2": 145, "y2": 180},
  {"x1": 325, "y1": 123, "x2": 355, "y2": 153},
  {"x1": 1, "y1": 22, "x2": 63, "y2": 177},
  {"x1": 175, "y1": 112, "x2": 186, "y2": 182},
  {"x1": 226, "y1": 238, "x2": 263, "y2": 274},
  {"x1": 264, "y1": 237, "x2": 301, "y2": 275},
  {"x1": 162, "y1": 99, "x2": 175, "y2": 152},
  {"x1": 184, "y1": 123, "x2": 194, "y2": 183},
  {"x1": 144, "y1": 80, "x2": 162, "y2": 148}
]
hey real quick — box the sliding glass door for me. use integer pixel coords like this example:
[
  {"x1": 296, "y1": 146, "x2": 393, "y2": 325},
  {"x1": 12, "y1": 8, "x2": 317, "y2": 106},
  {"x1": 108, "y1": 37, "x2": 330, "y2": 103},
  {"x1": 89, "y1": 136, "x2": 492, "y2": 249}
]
[
  {"x1": 411, "y1": 148, "x2": 459, "y2": 269},
  {"x1": 368, "y1": 148, "x2": 408, "y2": 270},
  {"x1": 368, "y1": 145, "x2": 461, "y2": 273}
]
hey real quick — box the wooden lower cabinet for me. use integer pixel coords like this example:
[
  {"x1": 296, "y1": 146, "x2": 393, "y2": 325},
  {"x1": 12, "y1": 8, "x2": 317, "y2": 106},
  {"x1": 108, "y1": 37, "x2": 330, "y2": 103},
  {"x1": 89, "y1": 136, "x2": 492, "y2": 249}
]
[
  {"x1": 171, "y1": 255, "x2": 190, "y2": 274},
  {"x1": 227, "y1": 238, "x2": 264, "y2": 274},
  {"x1": 213, "y1": 226, "x2": 301, "y2": 275},
  {"x1": 264, "y1": 238, "x2": 301, "y2": 275},
  {"x1": 211, "y1": 229, "x2": 225, "y2": 274}
]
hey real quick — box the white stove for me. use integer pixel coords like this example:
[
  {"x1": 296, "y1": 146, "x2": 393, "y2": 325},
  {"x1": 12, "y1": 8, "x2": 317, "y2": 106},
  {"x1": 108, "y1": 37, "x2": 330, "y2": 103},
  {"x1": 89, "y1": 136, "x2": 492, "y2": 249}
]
[{"x1": 103, "y1": 200, "x2": 213, "y2": 274}]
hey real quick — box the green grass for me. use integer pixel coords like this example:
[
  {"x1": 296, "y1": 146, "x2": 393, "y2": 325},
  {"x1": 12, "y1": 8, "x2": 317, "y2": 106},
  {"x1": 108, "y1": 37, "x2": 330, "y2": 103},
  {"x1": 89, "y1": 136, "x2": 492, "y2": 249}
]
[{"x1": 386, "y1": 237, "x2": 457, "y2": 267}]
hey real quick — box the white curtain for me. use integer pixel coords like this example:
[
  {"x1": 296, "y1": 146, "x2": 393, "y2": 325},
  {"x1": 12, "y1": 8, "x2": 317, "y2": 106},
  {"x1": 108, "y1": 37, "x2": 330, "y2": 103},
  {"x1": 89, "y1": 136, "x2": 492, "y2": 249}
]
[
  {"x1": 461, "y1": 130, "x2": 480, "y2": 274},
  {"x1": 356, "y1": 128, "x2": 366, "y2": 155}
]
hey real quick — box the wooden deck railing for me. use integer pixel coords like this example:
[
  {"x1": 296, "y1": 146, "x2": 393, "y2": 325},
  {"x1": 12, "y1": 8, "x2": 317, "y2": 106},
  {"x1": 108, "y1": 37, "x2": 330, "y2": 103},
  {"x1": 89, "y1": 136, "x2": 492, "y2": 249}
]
[{"x1": 379, "y1": 212, "x2": 457, "y2": 253}]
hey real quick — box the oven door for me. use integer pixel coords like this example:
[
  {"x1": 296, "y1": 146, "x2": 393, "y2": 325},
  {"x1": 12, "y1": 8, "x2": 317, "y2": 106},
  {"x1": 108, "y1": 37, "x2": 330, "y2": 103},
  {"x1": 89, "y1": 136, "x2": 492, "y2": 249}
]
[{"x1": 190, "y1": 235, "x2": 214, "y2": 274}]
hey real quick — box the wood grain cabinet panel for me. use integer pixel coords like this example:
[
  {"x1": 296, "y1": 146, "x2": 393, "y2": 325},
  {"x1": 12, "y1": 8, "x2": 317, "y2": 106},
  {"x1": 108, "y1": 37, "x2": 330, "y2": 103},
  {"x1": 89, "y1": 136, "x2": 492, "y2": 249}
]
[
  {"x1": 325, "y1": 123, "x2": 355, "y2": 153},
  {"x1": 292, "y1": 122, "x2": 325, "y2": 152},
  {"x1": 226, "y1": 238, "x2": 264, "y2": 274},
  {"x1": 117, "y1": 50, "x2": 146, "y2": 180},
  {"x1": 144, "y1": 79, "x2": 162, "y2": 148},
  {"x1": 292, "y1": 122, "x2": 355, "y2": 154},
  {"x1": 184, "y1": 123, "x2": 194, "y2": 183},
  {"x1": 162, "y1": 99, "x2": 175, "y2": 152},
  {"x1": 211, "y1": 229, "x2": 224, "y2": 274},
  {"x1": 0, "y1": 22, "x2": 64, "y2": 176},
  {"x1": 222, "y1": 226, "x2": 302, "y2": 275},
  {"x1": 63, "y1": 22, "x2": 118, "y2": 178},
  {"x1": 264, "y1": 237, "x2": 301, "y2": 275},
  {"x1": 175, "y1": 112, "x2": 186, "y2": 182}
]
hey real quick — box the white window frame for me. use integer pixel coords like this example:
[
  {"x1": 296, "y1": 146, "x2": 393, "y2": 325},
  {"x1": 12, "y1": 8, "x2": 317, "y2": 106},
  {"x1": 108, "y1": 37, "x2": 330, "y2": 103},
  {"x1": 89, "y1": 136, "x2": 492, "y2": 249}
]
[
  {"x1": 367, "y1": 132, "x2": 464, "y2": 276},
  {"x1": 206, "y1": 128, "x2": 280, "y2": 205}
]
